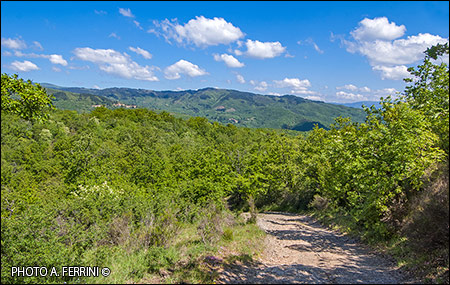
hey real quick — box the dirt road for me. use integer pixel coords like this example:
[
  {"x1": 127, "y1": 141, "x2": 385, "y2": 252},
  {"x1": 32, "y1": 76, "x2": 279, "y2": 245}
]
[{"x1": 217, "y1": 212, "x2": 414, "y2": 284}]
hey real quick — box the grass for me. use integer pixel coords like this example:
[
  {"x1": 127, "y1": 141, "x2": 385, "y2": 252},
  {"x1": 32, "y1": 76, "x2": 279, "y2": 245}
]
[{"x1": 81, "y1": 212, "x2": 266, "y2": 284}]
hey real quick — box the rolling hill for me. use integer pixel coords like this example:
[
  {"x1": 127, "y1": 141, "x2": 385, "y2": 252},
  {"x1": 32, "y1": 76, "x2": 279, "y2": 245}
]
[{"x1": 42, "y1": 84, "x2": 367, "y2": 131}]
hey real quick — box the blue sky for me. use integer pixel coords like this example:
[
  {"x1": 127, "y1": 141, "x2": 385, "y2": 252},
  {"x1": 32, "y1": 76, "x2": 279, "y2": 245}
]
[{"x1": 1, "y1": 1, "x2": 449, "y2": 103}]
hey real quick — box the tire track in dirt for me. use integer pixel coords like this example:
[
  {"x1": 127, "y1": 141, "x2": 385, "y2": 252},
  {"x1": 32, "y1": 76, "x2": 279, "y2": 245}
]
[{"x1": 217, "y1": 212, "x2": 415, "y2": 284}]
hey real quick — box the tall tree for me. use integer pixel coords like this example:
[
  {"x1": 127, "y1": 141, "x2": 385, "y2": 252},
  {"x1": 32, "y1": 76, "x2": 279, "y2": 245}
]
[{"x1": 1, "y1": 73, "x2": 54, "y2": 122}]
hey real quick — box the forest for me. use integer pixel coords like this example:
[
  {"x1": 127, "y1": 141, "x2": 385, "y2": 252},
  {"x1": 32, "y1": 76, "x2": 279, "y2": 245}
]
[{"x1": 1, "y1": 44, "x2": 448, "y2": 283}]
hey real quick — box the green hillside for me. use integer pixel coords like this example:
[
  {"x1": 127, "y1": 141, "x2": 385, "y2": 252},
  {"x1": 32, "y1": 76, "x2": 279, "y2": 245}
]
[
  {"x1": 43, "y1": 84, "x2": 366, "y2": 130},
  {"x1": 45, "y1": 88, "x2": 118, "y2": 113}
]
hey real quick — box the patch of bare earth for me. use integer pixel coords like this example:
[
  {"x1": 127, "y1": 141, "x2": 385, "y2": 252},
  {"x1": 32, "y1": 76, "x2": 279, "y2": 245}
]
[{"x1": 217, "y1": 212, "x2": 416, "y2": 284}]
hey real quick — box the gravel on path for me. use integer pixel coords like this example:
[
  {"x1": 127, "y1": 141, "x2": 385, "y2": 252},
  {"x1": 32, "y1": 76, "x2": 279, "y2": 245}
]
[{"x1": 217, "y1": 212, "x2": 415, "y2": 284}]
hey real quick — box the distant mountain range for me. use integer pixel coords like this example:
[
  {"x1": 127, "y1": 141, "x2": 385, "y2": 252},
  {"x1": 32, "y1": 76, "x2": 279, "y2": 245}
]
[
  {"x1": 42, "y1": 83, "x2": 368, "y2": 131},
  {"x1": 333, "y1": 101, "x2": 381, "y2": 109}
]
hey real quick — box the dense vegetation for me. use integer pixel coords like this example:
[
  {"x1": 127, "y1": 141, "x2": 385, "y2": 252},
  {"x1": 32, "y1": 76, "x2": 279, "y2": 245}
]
[
  {"x1": 1, "y1": 43, "x2": 448, "y2": 283},
  {"x1": 43, "y1": 84, "x2": 367, "y2": 131},
  {"x1": 49, "y1": 89, "x2": 117, "y2": 113}
]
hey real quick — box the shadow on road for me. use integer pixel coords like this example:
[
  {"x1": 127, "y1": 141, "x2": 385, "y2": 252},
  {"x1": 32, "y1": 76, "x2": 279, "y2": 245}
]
[{"x1": 217, "y1": 212, "x2": 408, "y2": 284}]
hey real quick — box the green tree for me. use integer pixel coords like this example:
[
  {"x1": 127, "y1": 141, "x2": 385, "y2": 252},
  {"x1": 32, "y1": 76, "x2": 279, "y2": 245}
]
[
  {"x1": 1, "y1": 73, "x2": 54, "y2": 122},
  {"x1": 403, "y1": 43, "x2": 449, "y2": 153}
]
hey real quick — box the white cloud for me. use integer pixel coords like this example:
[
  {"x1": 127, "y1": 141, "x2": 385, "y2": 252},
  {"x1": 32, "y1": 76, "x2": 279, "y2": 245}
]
[
  {"x1": 109, "y1": 33, "x2": 120, "y2": 40},
  {"x1": 372, "y1": 65, "x2": 411, "y2": 80},
  {"x1": 119, "y1": 8, "x2": 134, "y2": 18},
  {"x1": 164, "y1": 59, "x2": 207, "y2": 80},
  {"x1": 254, "y1": 81, "x2": 268, "y2": 92},
  {"x1": 360, "y1": 86, "x2": 371, "y2": 92},
  {"x1": 10, "y1": 60, "x2": 39, "y2": 72},
  {"x1": 95, "y1": 10, "x2": 107, "y2": 15},
  {"x1": 378, "y1": 88, "x2": 399, "y2": 95},
  {"x1": 154, "y1": 16, "x2": 244, "y2": 47},
  {"x1": 273, "y1": 77, "x2": 317, "y2": 95},
  {"x1": 129, "y1": 46, "x2": 152, "y2": 59},
  {"x1": 336, "y1": 84, "x2": 373, "y2": 93},
  {"x1": 73, "y1": 47, "x2": 158, "y2": 81},
  {"x1": 268, "y1": 92, "x2": 281, "y2": 96},
  {"x1": 291, "y1": 90, "x2": 318, "y2": 95},
  {"x1": 350, "y1": 33, "x2": 449, "y2": 66},
  {"x1": 298, "y1": 38, "x2": 324, "y2": 54},
  {"x1": 52, "y1": 66, "x2": 62, "y2": 72},
  {"x1": 48, "y1": 54, "x2": 68, "y2": 66},
  {"x1": 342, "y1": 17, "x2": 449, "y2": 80},
  {"x1": 331, "y1": 87, "x2": 400, "y2": 103},
  {"x1": 244, "y1": 39, "x2": 286, "y2": 59},
  {"x1": 1, "y1": 37, "x2": 26, "y2": 49},
  {"x1": 336, "y1": 84, "x2": 358, "y2": 91},
  {"x1": 32, "y1": 41, "x2": 44, "y2": 51},
  {"x1": 336, "y1": 91, "x2": 366, "y2": 101},
  {"x1": 13, "y1": 51, "x2": 68, "y2": 66},
  {"x1": 305, "y1": 95, "x2": 324, "y2": 101},
  {"x1": 236, "y1": 74, "x2": 245, "y2": 84},
  {"x1": 350, "y1": 17, "x2": 406, "y2": 41},
  {"x1": 2, "y1": 51, "x2": 13, "y2": 56},
  {"x1": 213, "y1": 53, "x2": 244, "y2": 68},
  {"x1": 274, "y1": 77, "x2": 311, "y2": 90},
  {"x1": 133, "y1": 20, "x2": 143, "y2": 30},
  {"x1": 234, "y1": 49, "x2": 243, "y2": 56}
]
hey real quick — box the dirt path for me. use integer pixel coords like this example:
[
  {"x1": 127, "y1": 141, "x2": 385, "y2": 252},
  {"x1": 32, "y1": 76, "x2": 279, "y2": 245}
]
[{"x1": 217, "y1": 212, "x2": 414, "y2": 284}]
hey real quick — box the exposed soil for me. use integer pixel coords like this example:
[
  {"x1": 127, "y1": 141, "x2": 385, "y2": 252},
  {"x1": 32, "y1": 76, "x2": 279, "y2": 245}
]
[{"x1": 217, "y1": 212, "x2": 416, "y2": 284}]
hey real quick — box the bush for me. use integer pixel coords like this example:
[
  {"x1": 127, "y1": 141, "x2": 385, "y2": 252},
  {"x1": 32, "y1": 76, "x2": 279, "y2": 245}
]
[
  {"x1": 197, "y1": 203, "x2": 228, "y2": 245},
  {"x1": 309, "y1": 194, "x2": 329, "y2": 211},
  {"x1": 402, "y1": 162, "x2": 449, "y2": 253}
]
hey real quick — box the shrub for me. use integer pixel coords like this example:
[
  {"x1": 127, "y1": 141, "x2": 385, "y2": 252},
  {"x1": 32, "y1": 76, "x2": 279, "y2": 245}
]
[
  {"x1": 402, "y1": 162, "x2": 449, "y2": 253},
  {"x1": 309, "y1": 194, "x2": 329, "y2": 211}
]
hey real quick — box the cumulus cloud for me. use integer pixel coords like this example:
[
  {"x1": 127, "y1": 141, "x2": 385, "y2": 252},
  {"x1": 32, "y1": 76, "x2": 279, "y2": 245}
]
[
  {"x1": 119, "y1": 8, "x2": 134, "y2": 18},
  {"x1": 305, "y1": 95, "x2": 324, "y2": 101},
  {"x1": 342, "y1": 17, "x2": 448, "y2": 80},
  {"x1": 244, "y1": 39, "x2": 286, "y2": 59},
  {"x1": 330, "y1": 85, "x2": 400, "y2": 103},
  {"x1": 336, "y1": 91, "x2": 366, "y2": 101},
  {"x1": 372, "y1": 65, "x2": 411, "y2": 80},
  {"x1": 349, "y1": 33, "x2": 449, "y2": 66},
  {"x1": 9, "y1": 60, "x2": 39, "y2": 72},
  {"x1": 254, "y1": 81, "x2": 268, "y2": 92},
  {"x1": 359, "y1": 86, "x2": 371, "y2": 92},
  {"x1": 236, "y1": 74, "x2": 245, "y2": 84},
  {"x1": 273, "y1": 77, "x2": 317, "y2": 95},
  {"x1": 128, "y1": 46, "x2": 152, "y2": 59},
  {"x1": 164, "y1": 59, "x2": 207, "y2": 80},
  {"x1": 48, "y1": 54, "x2": 68, "y2": 66},
  {"x1": 350, "y1": 17, "x2": 406, "y2": 41},
  {"x1": 274, "y1": 77, "x2": 311, "y2": 90},
  {"x1": 13, "y1": 51, "x2": 68, "y2": 66},
  {"x1": 1, "y1": 37, "x2": 27, "y2": 49},
  {"x1": 153, "y1": 16, "x2": 244, "y2": 47},
  {"x1": 336, "y1": 84, "x2": 371, "y2": 92},
  {"x1": 336, "y1": 84, "x2": 358, "y2": 91},
  {"x1": 213, "y1": 53, "x2": 244, "y2": 68},
  {"x1": 73, "y1": 47, "x2": 158, "y2": 81}
]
